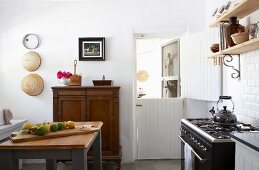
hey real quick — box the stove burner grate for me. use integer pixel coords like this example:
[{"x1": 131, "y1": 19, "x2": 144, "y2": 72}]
[{"x1": 187, "y1": 118, "x2": 259, "y2": 140}]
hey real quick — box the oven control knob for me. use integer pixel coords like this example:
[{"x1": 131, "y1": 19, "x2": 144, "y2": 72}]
[
  {"x1": 203, "y1": 147, "x2": 207, "y2": 152},
  {"x1": 197, "y1": 142, "x2": 201, "y2": 146},
  {"x1": 180, "y1": 128, "x2": 187, "y2": 134}
]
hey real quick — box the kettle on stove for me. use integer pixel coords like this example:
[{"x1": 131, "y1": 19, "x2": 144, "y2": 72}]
[{"x1": 209, "y1": 96, "x2": 237, "y2": 126}]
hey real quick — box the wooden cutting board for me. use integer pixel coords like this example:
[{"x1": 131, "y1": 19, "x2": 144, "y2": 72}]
[{"x1": 11, "y1": 124, "x2": 100, "y2": 143}]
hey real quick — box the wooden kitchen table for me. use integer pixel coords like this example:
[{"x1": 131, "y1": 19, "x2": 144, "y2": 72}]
[{"x1": 0, "y1": 121, "x2": 103, "y2": 170}]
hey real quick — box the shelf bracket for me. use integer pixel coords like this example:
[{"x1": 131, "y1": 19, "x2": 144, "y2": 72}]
[{"x1": 222, "y1": 54, "x2": 240, "y2": 79}]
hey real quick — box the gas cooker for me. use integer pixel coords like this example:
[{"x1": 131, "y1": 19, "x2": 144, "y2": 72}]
[
  {"x1": 181, "y1": 118, "x2": 239, "y2": 170},
  {"x1": 181, "y1": 118, "x2": 259, "y2": 143}
]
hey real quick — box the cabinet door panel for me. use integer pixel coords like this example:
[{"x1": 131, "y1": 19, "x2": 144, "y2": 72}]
[
  {"x1": 52, "y1": 87, "x2": 121, "y2": 167},
  {"x1": 235, "y1": 140, "x2": 259, "y2": 170},
  {"x1": 58, "y1": 97, "x2": 86, "y2": 121},
  {"x1": 180, "y1": 29, "x2": 221, "y2": 101},
  {"x1": 86, "y1": 96, "x2": 114, "y2": 155}
]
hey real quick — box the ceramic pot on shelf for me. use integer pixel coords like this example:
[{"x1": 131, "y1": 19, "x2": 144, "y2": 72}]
[
  {"x1": 225, "y1": 17, "x2": 245, "y2": 48},
  {"x1": 58, "y1": 78, "x2": 70, "y2": 86}
]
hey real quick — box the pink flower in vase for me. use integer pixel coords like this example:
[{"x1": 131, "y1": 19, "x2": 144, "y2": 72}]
[
  {"x1": 63, "y1": 71, "x2": 72, "y2": 78},
  {"x1": 57, "y1": 71, "x2": 72, "y2": 79},
  {"x1": 57, "y1": 71, "x2": 63, "y2": 79},
  {"x1": 57, "y1": 70, "x2": 72, "y2": 85}
]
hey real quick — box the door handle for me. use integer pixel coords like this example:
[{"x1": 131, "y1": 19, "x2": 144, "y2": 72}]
[{"x1": 136, "y1": 104, "x2": 142, "y2": 107}]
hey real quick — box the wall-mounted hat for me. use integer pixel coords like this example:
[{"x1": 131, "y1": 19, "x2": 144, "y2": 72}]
[
  {"x1": 21, "y1": 74, "x2": 44, "y2": 96},
  {"x1": 22, "y1": 51, "x2": 41, "y2": 72}
]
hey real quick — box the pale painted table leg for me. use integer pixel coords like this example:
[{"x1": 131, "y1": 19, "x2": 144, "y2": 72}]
[
  {"x1": 46, "y1": 159, "x2": 57, "y2": 170},
  {"x1": 92, "y1": 132, "x2": 102, "y2": 170},
  {"x1": 72, "y1": 149, "x2": 87, "y2": 170},
  {"x1": 0, "y1": 150, "x2": 19, "y2": 170}
]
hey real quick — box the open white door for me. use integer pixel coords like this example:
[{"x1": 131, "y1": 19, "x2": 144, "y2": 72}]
[{"x1": 136, "y1": 98, "x2": 183, "y2": 159}]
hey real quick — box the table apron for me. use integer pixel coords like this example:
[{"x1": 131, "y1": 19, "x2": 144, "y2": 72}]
[{"x1": 11, "y1": 149, "x2": 84, "y2": 159}]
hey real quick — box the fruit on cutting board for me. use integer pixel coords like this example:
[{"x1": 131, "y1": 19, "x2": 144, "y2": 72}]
[
  {"x1": 50, "y1": 124, "x2": 58, "y2": 132},
  {"x1": 34, "y1": 123, "x2": 42, "y2": 127},
  {"x1": 57, "y1": 122, "x2": 65, "y2": 130},
  {"x1": 30, "y1": 125, "x2": 39, "y2": 135},
  {"x1": 43, "y1": 123, "x2": 51, "y2": 133},
  {"x1": 19, "y1": 121, "x2": 75, "y2": 136},
  {"x1": 22, "y1": 122, "x2": 33, "y2": 130},
  {"x1": 63, "y1": 121, "x2": 68, "y2": 128},
  {"x1": 37, "y1": 126, "x2": 48, "y2": 136},
  {"x1": 67, "y1": 121, "x2": 75, "y2": 129}
]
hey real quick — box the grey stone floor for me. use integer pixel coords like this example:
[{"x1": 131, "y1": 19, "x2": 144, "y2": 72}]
[{"x1": 21, "y1": 160, "x2": 181, "y2": 170}]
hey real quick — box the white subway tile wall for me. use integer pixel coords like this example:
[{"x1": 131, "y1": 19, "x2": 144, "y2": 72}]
[{"x1": 241, "y1": 49, "x2": 259, "y2": 119}]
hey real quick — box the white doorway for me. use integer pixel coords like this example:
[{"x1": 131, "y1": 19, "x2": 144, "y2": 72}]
[{"x1": 134, "y1": 35, "x2": 184, "y2": 160}]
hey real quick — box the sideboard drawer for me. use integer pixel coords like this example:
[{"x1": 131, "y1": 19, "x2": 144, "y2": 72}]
[
  {"x1": 58, "y1": 90, "x2": 85, "y2": 96},
  {"x1": 86, "y1": 90, "x2": 114, "y2": 96}
]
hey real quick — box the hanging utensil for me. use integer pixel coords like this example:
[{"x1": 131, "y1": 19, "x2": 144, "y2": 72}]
[{"x1": 74, "y1": 59, "x2": 77, "y2": 75}]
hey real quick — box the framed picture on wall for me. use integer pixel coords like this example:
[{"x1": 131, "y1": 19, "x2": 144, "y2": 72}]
[{"x1": 79, "y1": 37, "x2": 105, "y2": 61}]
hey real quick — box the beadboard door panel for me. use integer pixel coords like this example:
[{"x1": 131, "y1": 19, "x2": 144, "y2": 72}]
[
  {"x1": 180, "y1": 29, "x2": 221, "y2": 101},
  {"x1": 136, "y1": 98, "x2": 184, "y2": 159}
]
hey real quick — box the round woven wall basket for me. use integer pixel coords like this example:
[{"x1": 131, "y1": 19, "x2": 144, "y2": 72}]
[
  {"x1": 22, "y1": 51, "x2": 41, "y2": 72},
  {"x1": 21, "y1": 74, "x2": 44, "y2": 96},
  {"x1": 137, "y1": 70, "x2": 149, "y2": 82}
]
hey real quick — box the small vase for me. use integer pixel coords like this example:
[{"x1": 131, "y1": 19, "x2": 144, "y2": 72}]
[
  {"x1": 58, "y1": 78, "x2": 70, "y2": 86},
  {"x1": 256, "y1": 22, "x2": 259, "y2": 38},
  {"x1": 249, "y1": 23, "x2": 257, "y2": 40}
]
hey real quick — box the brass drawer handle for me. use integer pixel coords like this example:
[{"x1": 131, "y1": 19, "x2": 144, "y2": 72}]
[{"x1": 136, "y1": 104, "x2": 142, "y2": 107}]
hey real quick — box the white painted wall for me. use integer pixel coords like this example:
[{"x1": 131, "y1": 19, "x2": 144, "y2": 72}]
[
  {"x1": 0, "y1": 0, "x2": 207, "y2": 162},
  {"x1": 184, "y1": 98, "x2": 214, "y2": 118}
]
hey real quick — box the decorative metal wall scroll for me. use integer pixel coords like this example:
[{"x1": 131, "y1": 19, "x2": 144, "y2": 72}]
[{"x1": 222, "y1": 54, "x2": 240, "y2": 79}]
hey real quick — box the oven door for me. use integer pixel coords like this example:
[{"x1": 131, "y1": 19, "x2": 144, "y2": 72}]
[{"x1": 179, "y1": 136, "x2": 208, "y2": 170}]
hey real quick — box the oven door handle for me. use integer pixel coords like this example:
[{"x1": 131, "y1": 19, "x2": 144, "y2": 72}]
[{"x1": 179, "y1": 136, "x2": 207, "y2": 163}]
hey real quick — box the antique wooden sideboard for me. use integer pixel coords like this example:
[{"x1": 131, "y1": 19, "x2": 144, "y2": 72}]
[{"x1": 52, "y1": 86, "x2": 121, "y2": 169}]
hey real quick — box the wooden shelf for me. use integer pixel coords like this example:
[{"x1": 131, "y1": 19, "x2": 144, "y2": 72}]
[
  {"x1": 209, "y1": 37, "x2": 259, "y2": 58},
  {"x1": 210, "y1": 0, "x2": 259, "y2": 27}
]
